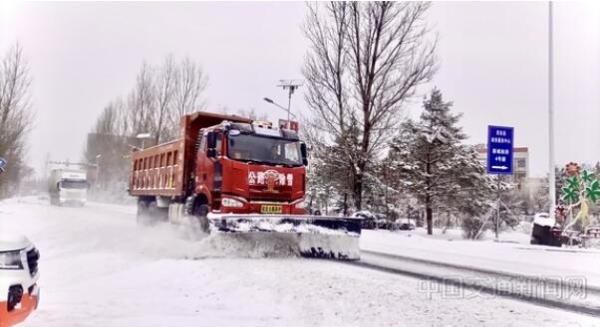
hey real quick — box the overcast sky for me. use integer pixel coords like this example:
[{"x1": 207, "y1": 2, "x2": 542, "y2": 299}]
[{"x1": 1, "y1": 1, "x2": 599, "y2": 178}]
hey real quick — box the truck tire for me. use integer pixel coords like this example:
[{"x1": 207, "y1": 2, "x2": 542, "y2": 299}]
[{"x1": 196, "y1": 204, "x2": 210, "y2": 234}]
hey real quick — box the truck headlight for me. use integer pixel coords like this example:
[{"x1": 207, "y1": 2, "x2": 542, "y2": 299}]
[
  {"x1": 0, "y1": 250, "x2": 23, "y2": 270},
  {"x1": 294, "y1": 199, "x2": 307, "y2": 209},
  {"x1": 221, "y1": 197, "x2": 244, "y2": 208}
]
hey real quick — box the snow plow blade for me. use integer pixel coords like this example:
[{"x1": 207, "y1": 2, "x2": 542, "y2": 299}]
[{"x1": 208, "y1": 214, "x2": 362, "y2": 260}]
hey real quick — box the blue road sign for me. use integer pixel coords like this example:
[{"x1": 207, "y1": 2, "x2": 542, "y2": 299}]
[
  {"x1": 0, "y1": 157, "x2": 6, "y2": 172},
  {"x1": 487, "y1": 125, "x2": 514, "y2": 175}
]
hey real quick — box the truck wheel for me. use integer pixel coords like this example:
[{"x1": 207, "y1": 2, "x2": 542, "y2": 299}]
[{"x1": 196, "y1": 204, "x2": 210, "y2": 234}]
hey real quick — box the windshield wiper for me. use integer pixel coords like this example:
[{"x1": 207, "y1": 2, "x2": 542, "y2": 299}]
[
  {"x1": 240, "y1": 159, "x2": 272, "y2": 165},
  {"x1": 278, "y1": 163, "x2": 302, "y2": 168},
  {"x1": 239, "y1": 159, "x2": 301, "y2": 168}
]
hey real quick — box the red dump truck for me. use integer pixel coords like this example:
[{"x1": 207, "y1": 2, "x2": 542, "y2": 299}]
[{"x1": 128, "y1": 111, "x2": 360, "y2": 259}]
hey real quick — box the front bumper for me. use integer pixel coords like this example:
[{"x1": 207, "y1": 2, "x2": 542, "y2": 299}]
[
  {"x1": 219, "y1": 198, "x2": 306, "y2": 215},
  {"x1": 59, "y1": 198, "x2": 86, "y2": 206},
  {"x1": 0, "y1": 284, "x2": 39, "y2": 327}
]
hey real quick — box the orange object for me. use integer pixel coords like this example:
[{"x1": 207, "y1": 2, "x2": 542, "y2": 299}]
[{"x1": 0, "y1": 285, "x2": 39, "y2": 327}]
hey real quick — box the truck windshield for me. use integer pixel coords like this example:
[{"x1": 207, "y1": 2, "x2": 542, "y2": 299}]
[
  {"x1": 61, "y1": 180, "x2": 87, "y2": 189},
  {"x1": 227, "y1": 133, "x2": 303, "y2": 166}
]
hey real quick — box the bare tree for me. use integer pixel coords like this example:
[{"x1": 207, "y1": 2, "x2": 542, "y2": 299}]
[
  {"x1": 83, "y1": 98, "x2": 136, "y2": 201},
  {"x1": 161, "y1": 57, "x2": 209, "y2": 140},
  {"x1": 127, "y1": 62, "x2": 156, "y2": 139},
  {"x1": 83, "y1": 55, "x2": 209, "y2": 202},
  {"x1": 154, "y1": 55, "x2": 177, "y2": 143},
  {"x1": 0, "y1": 43, "x2": 34, "y2": 197},
  {"x1": 92, "y1": 100, "x2": 124, "y2": 136},
  {"x1": 303, "y1": 1, "x2": 437, "y2": 210}
]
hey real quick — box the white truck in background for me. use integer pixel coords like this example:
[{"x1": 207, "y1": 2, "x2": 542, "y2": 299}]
[{"x1": 48, "y1": 168, "x2": 89, "y2": 206}]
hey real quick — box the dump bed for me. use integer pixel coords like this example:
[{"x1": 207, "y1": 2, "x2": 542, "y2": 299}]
[{"x1": 129, "y1": 111, "x2": 252, "y2": 198}]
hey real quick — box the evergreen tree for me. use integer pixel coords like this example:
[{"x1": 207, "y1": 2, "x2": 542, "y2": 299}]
[{"x1": 388, "y1": 88, "x2": 479, "y2": 235}]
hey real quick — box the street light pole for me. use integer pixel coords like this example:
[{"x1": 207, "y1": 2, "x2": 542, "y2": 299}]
[
  {"x1": 287, "y1": 90, "x2": 292, "y2": 123},
  {"x1": 263, "y1": 97, "x2": 299, "y2": 120},
  {"x1": 95, "y1": 154, "x2": 101, "y2": 191},
  {"x1": 548, "y1": 1, "x2": 556, "y2": 221},
  {"x1": 276, "y1": 80, "x2": 303, "y2": 125}
]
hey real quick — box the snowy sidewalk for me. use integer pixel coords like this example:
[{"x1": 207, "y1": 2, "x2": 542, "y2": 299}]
[{"x1": 360, "y1": 229, "x2": 600, "y2": 289}]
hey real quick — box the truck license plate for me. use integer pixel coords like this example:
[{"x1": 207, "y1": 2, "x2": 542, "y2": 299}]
[{"x1": 261, "y1": 205, "x2": 282, "y2": 214}]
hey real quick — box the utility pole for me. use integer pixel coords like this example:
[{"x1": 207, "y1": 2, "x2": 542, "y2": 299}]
[
  {"x1": 276, "y1": 80, "x2": 303, "y2": 125},
  {"x1": 384, "y1": 168, "x2": 389, "y2": 218},
  {"x1": 496, "y1": 176, "x2": 501, "y2": 240},
  {"x1": 548, "y1": 1, "x2": 556, "y2": 221}
]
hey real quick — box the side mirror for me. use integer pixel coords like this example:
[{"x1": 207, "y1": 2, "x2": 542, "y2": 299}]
[
  {"x1": 206, "y1": 132, "x2": 217, "y2": 150},
  {"x1": 207, "y1": 148, "x2": 217, "y2": 158},
  {"x1": 300, "y1": 143, "x2": 308, "y2": 166}
]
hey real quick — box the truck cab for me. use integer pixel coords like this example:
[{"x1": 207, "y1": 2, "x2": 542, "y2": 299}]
[{"x1": 195, "y1": 121, "x2": 308, "y2": 215}]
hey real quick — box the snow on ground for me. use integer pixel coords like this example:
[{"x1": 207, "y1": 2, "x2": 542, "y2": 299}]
[
  {"x1": 0, "y1": 197, "x2": 597, "y2": 327},
  {"x1": 361, "y1": 228, "x2": 600, "y2": 288}
]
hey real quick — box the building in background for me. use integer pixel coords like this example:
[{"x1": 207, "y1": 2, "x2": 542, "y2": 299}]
[{"x1": 475, "y1": 145, "x2": 529, "y2": 182}]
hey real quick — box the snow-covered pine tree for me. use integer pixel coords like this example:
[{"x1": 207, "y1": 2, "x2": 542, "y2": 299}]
[
  {"x1": 388, "y1": 88, "x2": 472, "y2": 235},
  {"x1": 304, "y1": 116, "x2": 365, "y2": 213}
]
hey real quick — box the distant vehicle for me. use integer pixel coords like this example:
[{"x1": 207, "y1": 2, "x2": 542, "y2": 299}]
[
  {"x1": 530, "y1": 213, "x2": 562, "y2": 246},
  {"x1": 48, "y1": 168, "x2": 89, "y2": 206},
  {"x1": 352, "y1": 211, "x2": 377, "y2": 229},
  {"x1": 0, "y1": 234, "x2": 40, "y2": 327},
  {"x1": 376, "y1": 218, "x2": 390, "y2": 230},
  {"x1": 398, "y1": 223, "x2": 415, "y2": 231},
  {"x1": 351, "y1": 211, "x2": 401, "y2": 230}
]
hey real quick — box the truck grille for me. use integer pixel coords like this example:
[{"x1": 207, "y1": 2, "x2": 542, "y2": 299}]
[
  {"x1": 65, "y1": 192, "x2": 83, "y2": 200},
  {"x1": 26, "y1": 248, "x2": 40, "y2": 277}
]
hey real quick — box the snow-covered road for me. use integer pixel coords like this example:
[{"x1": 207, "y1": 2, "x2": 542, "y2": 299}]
[{"x1": 0, "y1": 198, "x2": 597, "y2": 327}]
